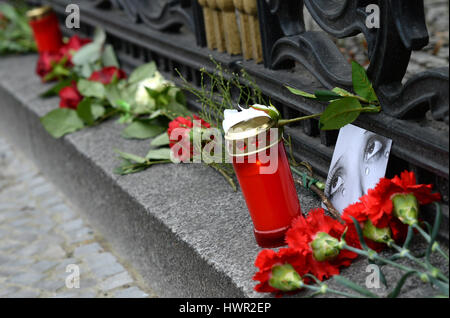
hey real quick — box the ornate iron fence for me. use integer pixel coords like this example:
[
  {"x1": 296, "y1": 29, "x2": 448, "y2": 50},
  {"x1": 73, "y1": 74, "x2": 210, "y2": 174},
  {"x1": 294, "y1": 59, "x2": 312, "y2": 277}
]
[{"x1": 28, "y1": 0, "x2": 449, "y2": 207}]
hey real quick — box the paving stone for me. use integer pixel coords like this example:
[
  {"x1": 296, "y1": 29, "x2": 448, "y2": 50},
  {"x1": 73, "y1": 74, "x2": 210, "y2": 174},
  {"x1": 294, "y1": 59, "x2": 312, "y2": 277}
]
[
  {"x1": 99, "y1": 271, "x2": 133, "y2": 291},
  {"x1": 33, "y1": 278, "x2": 66, "y2": 293},
  {"x1": 3, "y1": 257, "x2": 35, "y2": 268},
  {"x1": 114, "y1": 287, "x2": 149, "y2": 298},
  {"x1": 73, "y1": 243, "x2": 104, "y2": 258},
  {"x1": 8, "y1": 271, "x2": 45, "y2": 285},
  {"x1": 59, "y1": 219, "x2": 84, "y2": 232},
  {"x1": 90, "y1": 262, "x2": 126, "y2": 279},
  {"x1": 53, "y1": 290, "x2": 98, "y2": 298},
  {"x1": 6, "y1": 289, "x2": 41, "y2": 298},
  {"x1": 0, "y1": 254, "x2": 13, "y2": 266},
  {"x1": 0, "y1": 286, "x2": 20, "y2": 297},
  {"x1": 40, "y1": 245, "x2": 67, "y2": 259},
  {"x1": 66, "y1": 227, "x2": 95, "y2": 244},
  {"x1": 84, "y1": 253, "x2": 118, "y2": 269},
  {"x1": 31, "y1": 260, "x2": 58, "y2": 273}
]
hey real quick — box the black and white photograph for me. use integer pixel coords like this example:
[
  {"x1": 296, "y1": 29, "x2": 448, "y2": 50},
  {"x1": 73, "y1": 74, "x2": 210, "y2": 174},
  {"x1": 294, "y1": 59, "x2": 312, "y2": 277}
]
[{"x1": 324, "y1": 124, "x2": 392, "y2": 214}]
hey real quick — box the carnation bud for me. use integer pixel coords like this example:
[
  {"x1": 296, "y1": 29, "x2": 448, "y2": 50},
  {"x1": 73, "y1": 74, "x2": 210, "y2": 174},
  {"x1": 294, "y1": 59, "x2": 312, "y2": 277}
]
[
  {"x1": 311, "y1": 232, "x2": 341, "y2": 262},
  {"x1": 362, "y1": 220, "x2": 393, "y2": 244},
  {"x1": 268, "y1": 264, "x2": 303, "y2": 292},
  {"x1": 392, "y1": 193, "x2": 419, "y2": 226}
]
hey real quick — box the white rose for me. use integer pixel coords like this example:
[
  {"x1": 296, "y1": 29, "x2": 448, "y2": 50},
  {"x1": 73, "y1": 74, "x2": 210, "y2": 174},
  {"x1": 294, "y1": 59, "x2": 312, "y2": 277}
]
[{"x1": 135, "y1": 71, "x2": 173, "y2": 106}]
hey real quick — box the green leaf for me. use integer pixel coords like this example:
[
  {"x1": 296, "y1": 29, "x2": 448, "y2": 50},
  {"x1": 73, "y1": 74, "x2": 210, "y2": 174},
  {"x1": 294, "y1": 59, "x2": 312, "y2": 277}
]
[
  {"x1": 40, "y1": 78, "x2": 74, "y2": 98},
  {"x1": 146, "y1": 148, "x2": 171, "y2": 160},
  {"x1": 351, "y1": 61, "x2": 378, "y2": 102},
  {"x1": 0, "y1": 4, "x2": 18, "y2": 21},
  {"x1": 114, "y1": 149, "x2": 146, "y2": 164},
  {"x1": 102, "y1": 44, "x2": 119, "y2": 68},
  {"x1": 78, "y1": 62, "x2": 94, "y2": 78},
  {"x1": 333, "y1": 276, "x2": 378, "y2": 298},
  {"x1": 104, "y1": 83, "x2": 123, "y2": 108},
  {"x1": 76, "y1": 99, "x2": 105, "y2": 125},
  {"x1": 150, "y1": 133, "x2": 170, "y2": 147},
  {"x1": 319, "y1": 97, "x2": 362, "y2": 130},
  {"x1": 77, "y1": 79, "x2": 105, "y2": 99},
  {"x1": 149, "y1": 109, "x2": 163, "y2": 120},
  {"x1": 91, "y1": 104, "x2": 106, "y2": 120},
  {"x1": 286, "y1": 86, "x2": 316, "y2": 99},
  {"x1": 314, "y1": 90, "x2": 344, "y2": 101},
  {"x1": 128, "y1": 62, "x2": 157, "y2": 84},
  {"x1": 40, "y1": 108, "x2": 84, "y2": 138},
  {"x1": 387, "y1": 271, "x2": 416, "y2": 298},
  {"x1": 332, "y1": 87, "x2": 354, "y2": 97},
  {"x1": 76, "y1": 98, "x2": 94, "y2": 125},
  {"x1": 122, "y1": 120, "x2": 166, "y2": 140},
  {"x1": 72, "y1": 42, "x2": 103, "y2": 66}
]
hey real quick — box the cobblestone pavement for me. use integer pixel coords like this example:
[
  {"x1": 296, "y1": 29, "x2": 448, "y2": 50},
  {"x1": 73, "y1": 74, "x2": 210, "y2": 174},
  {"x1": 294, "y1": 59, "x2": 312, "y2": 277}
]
[{"x1": 0, "y1": 136, "x2": 156, "y2": 298}]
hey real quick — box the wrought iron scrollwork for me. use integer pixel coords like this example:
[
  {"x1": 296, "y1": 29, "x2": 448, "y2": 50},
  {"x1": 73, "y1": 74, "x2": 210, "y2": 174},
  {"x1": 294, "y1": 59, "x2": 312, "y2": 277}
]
[
  {"x1": 257, "y1": 0, "x2": 449, "y2": 122},
  {"x1": 94, "y1": 0, "x2": 206, "y2": 46}
]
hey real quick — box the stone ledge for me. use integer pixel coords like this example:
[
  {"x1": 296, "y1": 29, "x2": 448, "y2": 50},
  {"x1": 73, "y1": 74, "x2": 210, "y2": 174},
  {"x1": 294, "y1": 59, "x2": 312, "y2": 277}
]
[{"x1": 0, "y1": 54, "x2": 447, "y2": 298}]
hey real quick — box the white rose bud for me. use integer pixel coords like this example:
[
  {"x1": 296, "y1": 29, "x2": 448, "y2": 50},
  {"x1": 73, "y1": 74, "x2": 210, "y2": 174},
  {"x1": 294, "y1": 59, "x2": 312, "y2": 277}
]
[{"x1": 135, "y1": 71, "x2": 172, "y2": 106}]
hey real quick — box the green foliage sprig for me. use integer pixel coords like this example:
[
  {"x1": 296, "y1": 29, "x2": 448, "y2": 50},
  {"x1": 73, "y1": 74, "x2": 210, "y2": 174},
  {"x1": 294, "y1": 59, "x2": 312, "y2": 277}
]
[
  {"x1": 178, "y1": 57, "x2": 266, "y2": 129},
  {"x1": 0, "y1": 2, "x2": 36, "y2": 55},
  {"x1": 284, "y1": 61, "x2": 381, "y2": 130}
]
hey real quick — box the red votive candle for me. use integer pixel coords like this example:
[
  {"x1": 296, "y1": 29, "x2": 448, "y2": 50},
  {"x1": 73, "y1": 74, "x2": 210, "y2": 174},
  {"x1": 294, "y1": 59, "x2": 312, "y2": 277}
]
[
  {"x1": 225, "y1": 116, "x2": 301, "y2": 248},
  {"x1": 27, "y1": 5, "x2": 62, "y2": 53}
]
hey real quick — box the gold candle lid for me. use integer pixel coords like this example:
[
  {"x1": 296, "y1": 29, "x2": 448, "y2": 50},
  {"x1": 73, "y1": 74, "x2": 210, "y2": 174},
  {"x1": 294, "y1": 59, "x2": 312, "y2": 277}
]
[
  {"x1": 225, "y1": 116, "x2": 281, "y2": 157},
  {"x1": 26, "y1": 5, "x2": 53, "y2": 21}
]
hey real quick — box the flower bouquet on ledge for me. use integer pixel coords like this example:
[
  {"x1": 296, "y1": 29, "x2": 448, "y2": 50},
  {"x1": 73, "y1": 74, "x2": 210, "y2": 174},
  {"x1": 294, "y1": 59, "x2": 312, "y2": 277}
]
[{"x1": 253, "y1": 171, "x2": 448, "y2": 298}]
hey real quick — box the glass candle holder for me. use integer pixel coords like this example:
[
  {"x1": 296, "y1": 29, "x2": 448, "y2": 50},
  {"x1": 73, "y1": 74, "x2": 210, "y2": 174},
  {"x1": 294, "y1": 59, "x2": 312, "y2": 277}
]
[
  {"x1": 27, "y1": 5, "x2": 62, "y2": 53},
  {"x1": 225, "y1": 116, "x2": 301, "y2": 248}
]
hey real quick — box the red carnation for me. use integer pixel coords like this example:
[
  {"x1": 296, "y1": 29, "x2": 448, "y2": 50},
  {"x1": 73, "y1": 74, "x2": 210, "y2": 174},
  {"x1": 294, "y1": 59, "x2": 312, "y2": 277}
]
[
  {"x1": 342, "y1": 202, "x2": 400, "y2": 251},
  {"x1": 167, "y1": 115, "x2": 211, "y2": 162},
  {"x1": 89, "y1": 66, "x2": 127, "y2": 84},
  {"x1": 341, "y1": 170, "x2": 441, "y2": 247},
  {"x1": 253, "y1": 248, "x2": 307, "y2": 295},
  {"x1": 391, "y1": 171, "x2": 442, "y2": 205},
  {"x1": 59, "y1": 35, "x2": 91, "y2": 63},
  {"x1": 59, "y1": 81, "x2": 82, "y2": 110},
  {"x1": 36, "y1": 51, "x2": 63, "y2": 80},
  {"x1": 361, "y1": 170, "x2": 441, "y2": 228},
  {"x1": 285, "y1": 208, "x2": 358, "y2": 281}
]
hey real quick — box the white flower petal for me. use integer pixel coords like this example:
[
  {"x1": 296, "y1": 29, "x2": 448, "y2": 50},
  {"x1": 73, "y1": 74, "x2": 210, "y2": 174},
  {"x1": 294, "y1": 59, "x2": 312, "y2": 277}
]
[{"x1": 222, "y1": 106, "x2": 270, "y2": 134}]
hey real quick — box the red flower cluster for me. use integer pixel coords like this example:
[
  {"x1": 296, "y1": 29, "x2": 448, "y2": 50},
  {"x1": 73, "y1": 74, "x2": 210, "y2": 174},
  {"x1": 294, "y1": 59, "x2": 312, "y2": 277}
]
[
  {"x1": 58, "y1": 66, "x2": 126, "y2": 110},
  {"x1": 254, "y1": 209, "x2": 358, "y2": 294},
  {"x1": 253, "y1": 170, "x2": 441, "y2": 296},
  {"x1": 167, "y1": 115, "x2": 211, "y2": 162},
  {"x1": 342, "y1": 170, "x2": 441, "y2": 244},
  {"x1": 253, "y1": 248, "x2": 307, "y2": 295},
  {"x1": 36, "y1": 35, "x2": 91, "y2": 81},
  {"x1": 286, "y1": 209, "x2": 358, "y2": 280}
]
